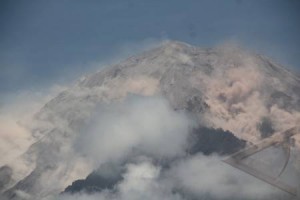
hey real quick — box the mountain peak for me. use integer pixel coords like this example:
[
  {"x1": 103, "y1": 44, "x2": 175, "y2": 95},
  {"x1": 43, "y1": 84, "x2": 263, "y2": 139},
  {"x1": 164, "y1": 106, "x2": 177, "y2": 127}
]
[
  {"x1": 1, "y1": 41, "x2": 300, "y2": 200},
  {"x1": 160, "y1": 40, "x2": 193, "y2": 49}
]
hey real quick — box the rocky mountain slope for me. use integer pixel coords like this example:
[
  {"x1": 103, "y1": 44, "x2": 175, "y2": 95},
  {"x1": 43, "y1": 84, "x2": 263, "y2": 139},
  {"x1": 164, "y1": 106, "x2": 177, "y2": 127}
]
[{"x1": 1, "y1": 41, "x2": 299, "y2": 200}]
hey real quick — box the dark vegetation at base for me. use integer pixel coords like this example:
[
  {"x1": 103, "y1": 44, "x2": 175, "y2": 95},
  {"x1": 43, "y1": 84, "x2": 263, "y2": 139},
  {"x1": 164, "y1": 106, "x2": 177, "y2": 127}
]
[
  {"x1": 188, "y1": 127, "x2": 247, "y2": 156},
  {"x1": 64, "y1": 164, "x2": 123, "y2": 194},
  {"x1": 64, "y1": 172, "x2": 122, "y2": 194}
]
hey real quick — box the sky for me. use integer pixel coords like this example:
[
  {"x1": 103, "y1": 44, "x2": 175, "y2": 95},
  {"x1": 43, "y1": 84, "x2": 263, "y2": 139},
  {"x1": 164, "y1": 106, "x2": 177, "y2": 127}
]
[{"x1": 0, "y1": 0, "x2": 300, "y2": 94}]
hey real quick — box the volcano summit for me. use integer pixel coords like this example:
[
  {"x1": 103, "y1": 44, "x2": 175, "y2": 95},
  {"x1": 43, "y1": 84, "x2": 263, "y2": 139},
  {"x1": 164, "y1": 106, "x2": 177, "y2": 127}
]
[{"x1": 1, "y1": 41, "x2": 299, "y2": 200}]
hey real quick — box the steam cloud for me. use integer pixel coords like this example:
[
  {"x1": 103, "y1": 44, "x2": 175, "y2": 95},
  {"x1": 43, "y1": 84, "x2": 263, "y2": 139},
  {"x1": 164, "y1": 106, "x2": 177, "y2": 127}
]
[
  {"x1": 45, "y1": 155, "x2": 285, "y2": 200},
  {"x1": 73, "y1": 95, "x2": 192, "y2": 166}
]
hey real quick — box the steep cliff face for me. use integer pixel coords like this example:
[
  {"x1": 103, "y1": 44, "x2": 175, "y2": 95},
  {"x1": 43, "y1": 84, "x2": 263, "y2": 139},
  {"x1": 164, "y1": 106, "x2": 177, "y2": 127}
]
[{"x1": 1, "y1": 41, "x2": 299, "y2": 200}]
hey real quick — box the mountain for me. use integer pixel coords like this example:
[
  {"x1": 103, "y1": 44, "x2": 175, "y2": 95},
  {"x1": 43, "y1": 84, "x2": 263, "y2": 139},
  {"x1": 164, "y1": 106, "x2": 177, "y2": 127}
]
[{"x1": 1, "y1": 41, "x2": 299, "y2": 200}]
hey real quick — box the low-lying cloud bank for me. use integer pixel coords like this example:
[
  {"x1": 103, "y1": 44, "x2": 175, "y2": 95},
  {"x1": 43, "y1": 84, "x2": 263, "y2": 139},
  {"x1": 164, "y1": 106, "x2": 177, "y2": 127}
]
[{"x1": 46, "y1": 154, "x2": 288, "y2": 200}]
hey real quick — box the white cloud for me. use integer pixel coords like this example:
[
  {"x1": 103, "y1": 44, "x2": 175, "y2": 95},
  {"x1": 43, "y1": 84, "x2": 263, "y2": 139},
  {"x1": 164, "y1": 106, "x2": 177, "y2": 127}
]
[
  {"x1": 168, "y1": 154, "x2": 283, "y2": 199},
  {"x1": 47, "y1": 154, "x2": 292, "y2": 200},
  {"x1": 46, "y1": 159, "x2": 184, "y2": 200},
  {"x1": 74, "y1": 95, "x2": 192, "y2": 166}
]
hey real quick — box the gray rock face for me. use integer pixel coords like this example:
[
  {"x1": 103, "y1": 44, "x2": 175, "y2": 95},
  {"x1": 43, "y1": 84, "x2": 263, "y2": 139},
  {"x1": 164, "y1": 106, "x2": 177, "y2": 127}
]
[
  {"x1": 0, "y1": 166, "x2": 12, "y2": 192},
  {"x1": 1, "y1": 41, "x2": 300, "y2": 200}
]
